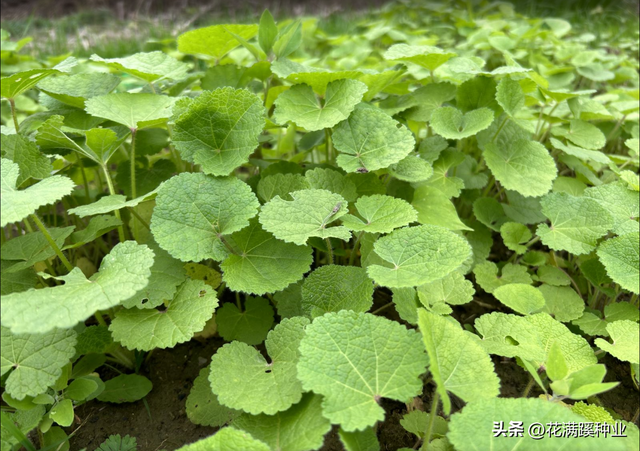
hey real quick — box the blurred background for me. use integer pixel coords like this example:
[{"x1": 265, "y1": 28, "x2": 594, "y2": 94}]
[{"x1": 1, "y1": 0, "x2": 638, "y2": 60}]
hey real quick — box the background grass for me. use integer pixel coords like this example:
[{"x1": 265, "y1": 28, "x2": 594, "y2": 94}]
[{"x1": 1, "y1": 0, "x2": 637, "y2": 60}]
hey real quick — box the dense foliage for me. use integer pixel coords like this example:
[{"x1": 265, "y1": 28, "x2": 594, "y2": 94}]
[{"x1": 1, "y1": 1, "x2": 639, "y2": 450}]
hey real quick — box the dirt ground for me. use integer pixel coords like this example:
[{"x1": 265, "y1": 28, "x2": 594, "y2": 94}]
[{"x1": 65, "y1": 289, "x2": 639, "y2": 451}]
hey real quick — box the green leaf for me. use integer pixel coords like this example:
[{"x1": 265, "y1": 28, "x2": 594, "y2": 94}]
[
  {"x1": 2, "y1": 226, "x2": 75, "y2": 273},
  {"x1": 475, "y1": 312, "x2": 596, "y2": 373},
  {"x1": 272, "y1": 21, "x2": 302, "y2": 59},
  {"x1": 595, "y1": 320, "x2": 639, "y2": 364},
  {"x1": 209, "y1": 317, "x2": 309, "y2": 415},
  {"x1": 110, "y1": 279, "x2": 218, "y2": 351},
  {"x1": 177, "y1": 24, "x2": 259, "y2": 60},
  {"x1": 553, "y1": 119, "x2": 606, "y2": 150},
  {"x1": 572, "y1": 401, "x2": 615, "y2": 424},
  {"x1": 75, "y1": 325, "x2": 113, "y2": 355},
  {"x1": 151, "y1": 172, "x2": 259, "y2": 262},
  {"x1": 367, "y1": 225, "x2": 471, "y2": 288},
  {"x1": 270, "y1": 59, "x2": 363, "y2": 95},
  {"x1": 457, "y1": 76, "x2": 499, "y2": 113},
  {"x1": 332, "y1": 104, "x2": 415, "y2": 173},
  {"x1": 418, "y1": 309, "x2": 499, "y2": 415},
  {"x1": 447, "y1": 397, "x2": 626, "y2": 451},
  {"x1": 492, "y1": 284, "x2": 546, "y2": 315},
  {"x1": 484, "y1": 139, "x2": 557, "y2": 197},
  {"x1": 97, "y1": 374, "x2": 152, "y2": 403},
  {"x1": 301, "y1": 265, "x2": 374, "y2": 318},
  {"x1": 216, "y1": 297, "x2": 274, "y2": 345},
  {"x1": 550, "y1": 138, "x2": 610, "y2": 165},
  {"x1": 115, "y1": 159, "x2": 176, "y2": 199},
  {"x1": 584, "y1": 183, "x2": 639, "y2": 236},
  {"x1": 37, "y1": 73, "x2": 121, "y2": 108},
  {"x1": 1, "y1": 68, "x2": 63, "y2": 99},
  {"x1": 1, "y1": 241, "x2": 154, "y2": 334},
  {"x1": 96, "y1": 434, "x2": 138, "y2": 451},
  {"x1": 1, "y1": 158, "x2": 74, "y2": 227},
  {"x1": 408, "y1": 83, "x2": 458, "y2": 122},
  {"x1": 384, "y1": 44, "x2": 456, "y2": 71},
  {"x1": 0, "y1": 134, "x2": 52, "y2": 185},
  {"x1": 0, "y1": 327, "x2": 76, "y2": 400},
  {"x1": 495, "y1": 76, "x2": 525, "y2": 116},
  {"x1": 430, "y1": 107, "x2": 494, "y2": 140},
  {"x1": 537, "y1": 192, "x2": 614, "y2": 255},
  {"x1": 339, "y1": 427, "x2": 380, "y2": 451},
  {"x1": 68, "y1": 188, "x2": 159, "y2": 218},
  {"x1": 539, "y1": 285, "x2": 585, "y2": 322},
  {"x1": 401, "y1": 410, "x2": 448, "y2": 439},
  {"x1": 258, "y1": 10, "x2": 278, "y2": 54},
  {"x1": 257, "y1": 173, "x2": 309, "y2": 202},
  {"x1": 273, "y1": 79, "x2": 367, "y2": 131},
  {"x1": 65, "y1": 215, "x2": 123, "y2": 250},
  {"x1": 305, "y1": 167, "x2": 358, "y2": 202},
  {"x1": 121, "y1": 243, "x2": 186, "y2": 309},
  {"x1": 413, "y1": 186, "x2": 472, "y2": 231},
  {"x1": 273, "y1": 282, "x2": 305, "y2": 319},
  {"x1": 172, "y1": 88, "x2": 265, "y2": 176},
  {"x1": 35, "y1": 115, "x2": 97, "y2": 160},
  {"x1": 50, "y1": 399, "x2": 74, "y2": 427},
  {"x1": 341, "y1": 194, "x2": 417, "y2": 233},
  {"x1": 259, "y1": 189, "x2": 350, "y2": 245},
  {"x1": 388, "y1": 154, "x2": 433, "y2": 183},
  {"x1": 417, "y1": 271, "x2": 475, "y2": 310},
  {"x1": 502, "y1": 190, "x2": 546, "y2": 225},
  {"x1": 546, "y1": 342, "x2": 569, "y2": 381},
  {"x1": 175, "y1": 427, "x2": 269, "y2": 451},
  {"x1": 597, "y1": 233, "x2": 639, "y2": 294},
  {"x1": 90, "y1": 51, "x2": 189, "y2": 82},
  {"x1": 186, "y1": 367, "x2": 240, "y2": 427},
  {"x1": 85, "y1": 93, "x2": 175, "y2": 130},
  {"x1": 220, "y1": 219, "x2": 313, "y2": 295},
  {"x1": 500, "y1": 222, "x2": 532, "y2": 254},
  {"x1": 233, "y1": 393, "x2": 331, "y2": 451},
  {"x1": 65, "y1": 377, "x2": 99, "y2": 401},
  {"x1": 473, "y1": 261, "x2": 532, "y2": 293},
  {"x1": 297, "y1": 311, "x2": 428, "y2": 431},
  {"x1": 0, "y1": 261, "x2": 36, "y2": 295}
]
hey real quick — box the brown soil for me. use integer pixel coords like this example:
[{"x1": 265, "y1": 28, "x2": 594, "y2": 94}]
[{"x1": 66, "y1": 288, "x2": 639, "y2": 450}]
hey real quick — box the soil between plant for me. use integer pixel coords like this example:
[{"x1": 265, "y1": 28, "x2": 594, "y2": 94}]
[{"x1": 67, "y1": 292, "x2": 639, "y2": 450}]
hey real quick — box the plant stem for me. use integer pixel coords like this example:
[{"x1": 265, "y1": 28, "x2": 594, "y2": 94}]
[
  {"x1": 522, "y1": 376, "x2": 535, "y2": 397},
  {"x1": 235, "y1": 292, "x2": 242, "y2": 310},
  {"x1": 325, "y1": 238, "x2": 334, "y2": 264},
  {"x1": 101, "y1": 163, "x2": 126, "y2": 242},
  {"x1": 348, "y1": 231, "x2": 365, "y2": 266},
  {"x1": 372, "y1": 301, "x2": 394, "y2": 315},
  {"x1": 8, "y1": 98, "x2": 19, "y2": 132},
  {"x1": 76, "y1": 156, "x2": 91, "y2": 203},
  {"x1": 127, "y1": 207, "x2": 150, "y2": 230},
  {"x1": 29, "y1": 214, "x2": 74, "y2": 272},
  {"x1": 130, "y1": 128, "x2": 138, "y2": 199},
  {"x1": 94, "y1": 312, "x2": 107, "y2": 326},
  {"x1": 324, "y1": 129, "x2": 332, "y2": 163},
  {"x1": 423, "y1": 392, "x2": 440, "y2": 451}
]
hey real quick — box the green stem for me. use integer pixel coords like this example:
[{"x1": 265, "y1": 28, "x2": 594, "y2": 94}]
[
  {"x1": 127, "y1": 206, "x2": 150, "y2": 231},
  {"x1": 76, "y1": 156, "x2": 91, "y2": 203},
  {"x1": 423, "y1": 392, "x2": 440, "y2": 451},
  {"x1": 348, "y1": 231, "x2": 365, "y2": 266},
  {"x1": 94, "y1": 312, "x2": 107, "y2": 326},
  {"x1": 130, "y1": 128, "x2": 138, "y2": 199},
  {"x1": 30, "y1": 214, "x2": 74, "y2": 272},
  {"x1": 324, "y1": 129, "x2": 332, "y2": 163},
  {"x1": 372, "y1": 301, "x2": 394, "y2": 315},
  {"x1": 235, "y1": 292, "x2": 242, "y2": 310},
  {"x1": 325, "y1": 238, "x2": 334, "y2": 265},
  {"x1": 8, "y1": 98, "x2": 19, "y2": 132},
  {"x1": 101, "y1": 164, "x2": 126, "y2": 243},
  {"x1": 108, "y1": 346, "x2": 134, "y2": 369},
  {"x1": 491, "y1": 115, "x2": 509, "y2": 143},
  {"x1": 522, "y1": 376, "x2": 535, "y2": 397}
]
